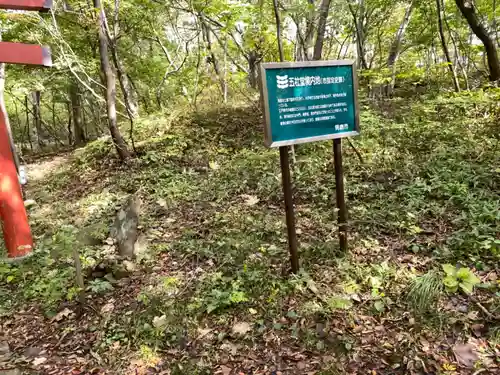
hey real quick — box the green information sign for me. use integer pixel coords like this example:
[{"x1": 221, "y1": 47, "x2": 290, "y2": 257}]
[{"x1": 260, "y1": 60, "x2": 360, "y2": 147}]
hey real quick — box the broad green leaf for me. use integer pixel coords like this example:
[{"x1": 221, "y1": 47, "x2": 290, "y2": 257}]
[
  {"x1": 456, "y1": 267, "x2": 471, "y2": 280},
  {"x1": 374, "y1": 300, "x2": 385, "y2": 312},
  {"x1": 463, "y1": 272, "x2": 480, "y2": 286},
  {"x1": 442, "y1": 264, "x2": 456, "y2": 276},
  {"x1": 443, "y1": 276, "x2": 459, "y2": 292},
  {"x1": 459, "y1": 281, "x2": 475, "y2": 295}
]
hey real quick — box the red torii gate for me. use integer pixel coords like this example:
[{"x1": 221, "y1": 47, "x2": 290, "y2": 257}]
[{"x1": 0, "y1": 0, "x2": 52, "y2": 258}]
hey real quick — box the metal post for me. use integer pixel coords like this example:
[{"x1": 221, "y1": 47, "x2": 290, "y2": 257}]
[
  {"x1": 333, "y1": 138, "x2": 347, "y2": 252},
  {"x1": 279, "y1": 146, "x2": 299, "y2": 273}
]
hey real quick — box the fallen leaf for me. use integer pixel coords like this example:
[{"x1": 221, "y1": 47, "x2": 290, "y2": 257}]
[
  {"x1": 157, "y1": 198, "x2": 167, "y2": 207},
  {"x1": 123, "y1": 260, "x2": 136, "y2": 272},
  {"x1": 220, "y1": 365, "x2": 231, "y2": 375},
  {"x1": 241, "y1": 194, "x2": 259, "y2": 206},
  {"x1": 33, "y1": 357, "x2": 47, "y2": 366},
  {"x1": 153, "y1": 315, "x2": 168, "y2": 330},
  {"x1": 453, "y1": 343, "x2": 478, "y2": 368},
  {"x1": 197, "y1": 328, "x2": 212, "y2": 338},
  {"x1": 297, "y1": 361, "x2": 306, "y2": 370},
  {"x1": 220, "y1": 342, "x2": 238, "y2": 355},
  {"x1": 232, "y1": 322, "x2": 252, "y2": 335},
  {"x1": 100, "y1": 302, "x2": 114, "y2": 314},
  {"x1": 52, "y1": 308, "x2": 73, "y2": 322}
]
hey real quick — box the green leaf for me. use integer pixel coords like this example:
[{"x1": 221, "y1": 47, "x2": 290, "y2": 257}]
[
  {"x1": 463, "y1": 272, "x2": 480, "y2": 286},
  {"x1": 456, "y1": 267, "x2": 471, "y2": 280},
  {"x1": 374, "y1": 300, "x2": 385, "y2": 312},
  {"x1": 443, "y1": 275, "x2": 459, "y2": 292},
  {"x1": 459, "y1": 281, "x2": 475, "y2": 295},
  {"x1": 442, "y1": 264, "x2": 456, "y2": 276},
  {"x1": 328, "y1": 296, "x2": 353, "y2": 310}
]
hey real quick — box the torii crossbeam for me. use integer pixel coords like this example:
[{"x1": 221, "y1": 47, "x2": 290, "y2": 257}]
[
  {"x1": 0, "y1": 0, "x2": 52, "y2": 11},
  {"x1": 0, "y1": 1, "x2": 52, "y2": 258}
]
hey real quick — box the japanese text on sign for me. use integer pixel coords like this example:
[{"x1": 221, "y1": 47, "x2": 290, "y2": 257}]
[{"x1": 260, "y1": 61, "x2": 360, "y2": 147}]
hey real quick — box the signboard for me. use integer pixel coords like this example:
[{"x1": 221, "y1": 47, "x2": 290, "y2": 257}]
[{"x1": 260, "y1": 60, "x2": 360, "y2": 147}]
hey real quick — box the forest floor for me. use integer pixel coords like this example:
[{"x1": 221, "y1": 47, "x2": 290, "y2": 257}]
[{"x1": 1, "y1": 91, "x2": 500, "y2": 375}]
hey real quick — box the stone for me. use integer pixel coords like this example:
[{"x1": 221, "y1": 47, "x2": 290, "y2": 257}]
[
  {"x1": 23, "y1": 199, "x2": 37, "y2": 209},
  {"x1": 112, "y1": 195, "x2": 141, "y2": 259}
]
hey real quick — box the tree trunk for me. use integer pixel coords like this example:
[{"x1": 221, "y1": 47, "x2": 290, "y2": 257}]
[
  {"x1": 313, "y1": 0, "x2": 332, "y2": 60},
  {"x1": 348, "y1": 1, "x2": 368, "y2": 70},
  {"x1": 437, "y1": 0, "x2": 460, "y2": 91},
  {"x1": 70, "y1": 81, "x2": 86, "y2": 145},
  {"x1": 248, "y1": 50, "x2": 260, "y2": 88},
  {"x1": 110, "y1": 48, "x2": 139, "y2": 118},
  {"x1": 273, "y1": 0, "x2": 285, "y2": 62},
  {"x1": 32, "y1": 91, "x2": 44, "y2": 148},
  {"x1": 103, "y1": 2, "x2": 139, "y2": 119},
  {"x1": 385, "y1": 1, "x2": 414, "y2": 96},
  {"x1": 25, "y1": 96, "x2": 32, "y2": 151},
  {"x1": 303, "y1": 0, "x2": 316, "y2": 61},
  {"x1": 67, "y1": 101, "x2": 73, "y2": 145},
  {"x1": 94, "y1": 0, "x2": 130, "y2": 160},
  {"x1": 200, "y1": 15, "x2": 226, "y2": 96},
  {"x1": 455, "y1": 0, "x2": 500, "y2": 81}
]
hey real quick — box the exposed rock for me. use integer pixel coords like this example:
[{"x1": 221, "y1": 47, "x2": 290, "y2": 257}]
[
  {"x1": 23, "y1": 199, "x2": 37, "y2": 209},
  {"x1": 111, "y1": 195, "x2": 141, "y2": 259}
]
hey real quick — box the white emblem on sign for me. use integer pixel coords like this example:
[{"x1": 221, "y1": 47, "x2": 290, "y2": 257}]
[{"x1": 276, "y1": 75, "x2": 289, "y2": 89}]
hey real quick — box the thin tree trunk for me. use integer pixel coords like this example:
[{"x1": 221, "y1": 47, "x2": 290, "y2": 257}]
[
  {"x1": 248, "y1": 50, "x2": 260, "y2": 88},
  {"x1": 13, "y1": 97, "x2": 21, "y2": 147},
  {"x1": 200, "y1": 15, "x2": 225, "y2": 95},
  {"x1": 32, "y1": 91, "x2": 44, "y2": 148},
  {"x1": 52, "y1": 97, "x2": 56, "y2": 130},
  {"x1": 94, "y1": 0, "x2": 130, "y2": 160},
  {"x1": 273, "y1": 0, "x2": 284, "y2": 62},
  {"x1": 67, "y1": 101, "x2": 73, "y2": 145},
  {"x1": 25, "y1": 95, "x2": 32, "y2": 151},
  {"x1": 313, "y1": 0, "x2": 332, "y2": 60},
  {"x1": 446, "y1": 18, "x2": 470, "y2": 90},
  {"x1": 386, "y1": 1, "x2": 414, "y2": 96},
  {"x1": 104, "y1": 0, "x2": 139, "y2": 119},
  {"x1": 348, "y1": 1, "x2": 368, "y2": 70},
  {"x1": 110, "y1": 49, "x2": 139, "y2": 118},
  {"x1": 436, "y1": 0, "x2": 460, "y2": 91},
  {"x1": 223, "y1": 35, "x2": 228, "y2": 103},
  {"x1": 455, "y1": 0, "x2": 500, "y2": 81},
  {"x1": 303, "y1": 0, "x2": 316, "y2": 61},
  {"x1": 70, "y1": 81, "x2": 85, "y2": 145}
]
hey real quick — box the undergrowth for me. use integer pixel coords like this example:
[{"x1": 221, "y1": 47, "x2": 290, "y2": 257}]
[{"x1": 1, "y1": 91, "x2": 499, "y2": 372}]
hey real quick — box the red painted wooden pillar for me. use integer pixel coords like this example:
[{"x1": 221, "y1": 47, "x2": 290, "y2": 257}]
[
  {"x1": 0, "y1": 110, "x2": 33, "y2": 257},
  {"x1": 0, "y1": 0, "x2": 52, "y2": 257}
]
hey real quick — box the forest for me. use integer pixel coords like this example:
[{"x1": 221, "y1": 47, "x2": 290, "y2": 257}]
[{"x1": 0, "y1": 0, "x2": 499, "y2": 374}]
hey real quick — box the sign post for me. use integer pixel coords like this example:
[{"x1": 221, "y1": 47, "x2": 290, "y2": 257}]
[{"x1": 260, "y1": 60, "x2": 359, "y2": 268}]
